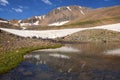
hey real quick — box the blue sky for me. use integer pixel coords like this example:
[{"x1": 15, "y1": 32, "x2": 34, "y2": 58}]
[{"x1": 0, "y1": 0, "x2": 120, "y2": 20}]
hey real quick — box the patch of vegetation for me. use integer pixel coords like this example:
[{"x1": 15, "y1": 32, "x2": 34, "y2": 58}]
[
  {"x1": 0, "y1": 44, "x2": 62, "y2": 74},
  {"x1": 68, "y1": 20, "x2": 101, "y2": 26},
  {"x1": 0, "y1": 31, "x2": 62, "y2": 74},
  {"x1": 110, "y1": 16, "x2": 120, "y2": 19},
  {"x1": 66, "y1": 16, "x2": 120, "y2": 27}
]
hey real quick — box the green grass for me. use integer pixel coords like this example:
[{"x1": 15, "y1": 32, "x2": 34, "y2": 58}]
[
  {"x1": 0, "y1": 44, "x2": 62, "y2": 74},
  {"x1": 108, "y1": 16, "x2": 120, "y2": 20},
  {"x1": 66, "y1": 16, "x2": 120, "y2": 27},
  {"x1": 69, "y1": 20, "x2": 101, "y2": 26}
]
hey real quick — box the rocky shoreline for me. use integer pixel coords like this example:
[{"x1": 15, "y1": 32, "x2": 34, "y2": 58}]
[
  {"x1": 0, "y1": 31, "x2": 61, "y2": 74},
  {"x1": 58, "y1": 29, "x2": 120, "y2": 42}
]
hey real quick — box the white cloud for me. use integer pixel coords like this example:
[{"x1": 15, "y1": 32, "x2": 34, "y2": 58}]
[
  {"x1": 12, "y1": 8, "x2": 23, "y2": 13},
  {"x1": 18, "y1": 5, "x2": 29, "y2": 9},
  {"x1": 41, "y1": 0, "x2": 52, "y2": 5},
  {"x1": 0, "y1": 0, "x2": 9, "y2": 6},
  {"x1": 11, "y1": 5, "x2": 29, "y2": 13}
]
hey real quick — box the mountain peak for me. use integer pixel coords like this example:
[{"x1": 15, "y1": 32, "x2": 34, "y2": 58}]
[{"x1": 0, "y1": 5, "x2": 119, "y2": 29}]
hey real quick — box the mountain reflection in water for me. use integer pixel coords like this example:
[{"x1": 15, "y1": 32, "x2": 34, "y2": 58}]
[{"x1": 0, "y1": 42, "x2": 120, "y2": 80}]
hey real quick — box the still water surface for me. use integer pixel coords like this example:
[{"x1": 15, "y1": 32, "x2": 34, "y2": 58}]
[{"x1": 0, "y1": 42, "x2": 120, "y2": 80}]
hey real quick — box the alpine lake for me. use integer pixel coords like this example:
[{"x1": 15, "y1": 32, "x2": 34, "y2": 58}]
[{"x1": 0, "y1": 42, "x2": 120, "y2": 80}]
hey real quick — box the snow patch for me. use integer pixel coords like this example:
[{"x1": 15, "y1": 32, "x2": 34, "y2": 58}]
[
  {"x1": 79, "y1": 6, "x2": 82, "y2": 9},
  {"x1": 80, "y1": 10, "x2": 85, "y2": 15},
  {"x1": 42, "y1": 15, "x2": 45, "y2": 19},
  {"x1": 20, "y1": 21, "x2": 39, "y2": 26},
  {"x1": 48, "y1": 21, "x2": 69, "y2": 26},
  {"x1": 0, "y1": 26, "x2": 84, "y2": 38},
  {"x1": 33, "y1": 21, "x2": 39, "y2": 25},
  {"x1": 20, "y1": 23, "x2": 32, "y2": 26},
  {"x1": 35, "y1": 16, "x2": 38, "y2": 19},
  {"x1": 91, "y1": 23, "x2": 120, "y2": 32},
  {"x1": 39, "y1": 16, "x2": 42, "y2": 20},
  {"x1": 35, "y1": 16, "x2": 42, "y2": 20},
  {"x1": 21, "y1": 27, "x2": 26, "y2": 30},
  {"x1": 0, "y1": 20, "x2": 8, "y2": 23},
  {"x1": 57, "y1": 7, "x2": 61, "y2": 10},
  {"x1": 0, "y1": 23, "x2": 120, "y2": 39},
  {"x1": 67, "y1": 7, "x2": 72, "y2": 11},
  {"x1": 18, "y1": 20, "x2": 21, "y2": 23}
]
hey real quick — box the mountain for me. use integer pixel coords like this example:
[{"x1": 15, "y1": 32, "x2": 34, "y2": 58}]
[
  {"x1": 0, "y1": 18, "x2": 20, "y2": 29},
  {"x1": 0, "y1": 5, "x2": 120, "y2": 29},
  {"x1": 0, "y1": 18, "x2": 7, "y2": 21},
  {"x1": 41, "y1": 6, "x2": 92, "y2": 26},
  {"x1": 19, "y1": 6, "x2": 91, "y2": 27},
  {"x1": 0, "y1": 18, "x2": 8, "y2": 24}
]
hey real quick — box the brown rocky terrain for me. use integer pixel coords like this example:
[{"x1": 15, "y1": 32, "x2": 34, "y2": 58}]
[
  {"x1": 0, "y1": 30, "x2": 61, "y2": 73},
  {"x1": 58, "y1": 29, "x2": 120, "y2": 42},
  {"x1": 0, "y1": 30, "x2": 60, "y2": 53},
  {"x1": 0, "y1": 18, "x2": 20, "y2": 29}
]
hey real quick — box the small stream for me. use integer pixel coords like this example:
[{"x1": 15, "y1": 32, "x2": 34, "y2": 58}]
[{"x1": 0, "y1": 42, "x2": 120, "y2": 80}]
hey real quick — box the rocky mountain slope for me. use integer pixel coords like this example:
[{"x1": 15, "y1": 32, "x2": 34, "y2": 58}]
[
  {"x1": 0, "y1": 5, "x2": 120, "y2": 30},
  {"x1": 18, "y1": 6, "x2": 91, "y2": 27},
  {"x1": 59, "y1": 29, "x2": 120, "y2": 42},
  {"x1": 19, "y1": 6, "x2": 120, "y2": 28},
  {"x1": 0, "y1": 18, "x2": 20, "y2": 29}
]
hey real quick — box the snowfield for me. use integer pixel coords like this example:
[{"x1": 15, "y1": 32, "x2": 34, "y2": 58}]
[
  {"x1": 0, "y1": 20, "x2": 8, "y2": 23},
  {"x1": 48, "y1": 21, "x2": 69, "y2": 26},
  {"x1": 0, "y1": 23, "x2": 120, "y2": 39}
]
